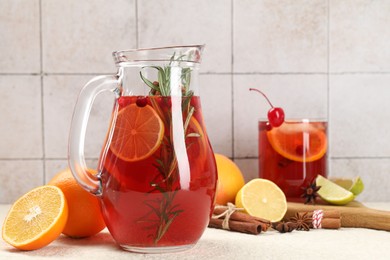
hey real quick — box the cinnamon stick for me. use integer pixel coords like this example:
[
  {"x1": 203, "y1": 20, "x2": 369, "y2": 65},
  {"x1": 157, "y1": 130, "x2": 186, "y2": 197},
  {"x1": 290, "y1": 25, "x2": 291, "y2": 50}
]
[
  {"x1": 309, "y1": 210, "x2": 341, "y2": 229},
  {"x1": 213, "y1": 207, "x2": 271, "y2": 232},
  {"x1": 208, "y1": 203, "x2": 271, "y2": 235},
  {"x1": 318, "y1": 218, "x2": 341, "y2": 229},
  {"x1": 208, "y1": 218, "x2": 263, "y2": 235},
  {"x1": 307, "y1": 210, "x2": 341, "y2": 219}
]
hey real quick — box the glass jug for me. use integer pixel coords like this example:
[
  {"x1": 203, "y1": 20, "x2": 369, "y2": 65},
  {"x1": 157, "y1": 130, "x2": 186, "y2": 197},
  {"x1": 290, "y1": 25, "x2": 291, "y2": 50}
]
[{"x1": 68, "y1": 45, "x2": 218, "y2": 253}]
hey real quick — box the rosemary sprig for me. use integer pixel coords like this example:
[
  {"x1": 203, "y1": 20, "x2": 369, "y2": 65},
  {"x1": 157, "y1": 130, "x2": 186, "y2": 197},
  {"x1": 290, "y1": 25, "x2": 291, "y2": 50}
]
[
  {"x1": 140, "y1": 53, "x2": 193, "y2": 97},
  {"x1": 137, "y1": 52, "x2": 201, "y2": 244}
]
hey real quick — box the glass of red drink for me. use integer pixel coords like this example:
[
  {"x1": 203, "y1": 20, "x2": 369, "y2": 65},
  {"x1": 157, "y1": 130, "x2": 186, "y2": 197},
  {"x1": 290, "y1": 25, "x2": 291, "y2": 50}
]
[
  {"x1": 68, "y1": 45, "x2": 217, "y2": 253},
  {"x1": 258, "y1": 119, "x2": 328, "y2": 199}
]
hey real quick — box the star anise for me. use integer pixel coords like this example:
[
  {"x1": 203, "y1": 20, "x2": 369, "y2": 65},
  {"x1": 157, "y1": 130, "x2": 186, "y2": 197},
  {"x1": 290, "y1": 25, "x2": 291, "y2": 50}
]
[
  {"x1": 301, "y1": 180, "x2": 321, "y2": 204},
  {"x1": 289, "y1": 212, "x2": 312, "y2": 231}
]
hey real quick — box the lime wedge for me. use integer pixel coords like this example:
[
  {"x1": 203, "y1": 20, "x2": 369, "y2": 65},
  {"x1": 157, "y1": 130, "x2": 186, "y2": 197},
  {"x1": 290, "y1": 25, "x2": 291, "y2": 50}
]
[
  {"x1": 330, "y1": 176, "x2": 364, "y2": 196},
  {"x1": 315, "y1": 175, "x2": 355, "y2": 205}
]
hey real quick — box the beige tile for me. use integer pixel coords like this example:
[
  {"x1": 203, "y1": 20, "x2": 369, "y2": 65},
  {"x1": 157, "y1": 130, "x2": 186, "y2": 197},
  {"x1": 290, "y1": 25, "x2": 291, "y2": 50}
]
[
  {"x1": 0, "y1": 76, "x2": 43, "y2": 158},
  {"x1": 330, "y1": 0, "x2": 390, "y2": 72},
  {"x1": 0, "y1": 0, "x2": 40, "y2": 73},
  {"x1": 330, "y1": 74, "x2": 390, "y2": 157},
  {"x1": 234, "y1": 159, "x2": 258, "y2": 183},
  {"x1": 41, "y1": 0, "x2": 136, "y2": 73},
  {"x1": 138, "y1": 0, "x2": 231, "y2": 73},
  {"x1": 199, "y1": 75, "x2": 232, "y2": 157},
  {"x1": 0, "y1": 160, "x2": 43, "y2": 204},
  {"x1": 331, "y1": 158, "x2": 390, "y2": 202},
  {"x1": 233, "y1": 74, "x2": 328, "y2": 157},
  {"x1": 45, "y1": 160, "x2": 69, "y2": 182},
  {"x1": 44, "y1": 75, "x2": 115, "y2": 158},
  {"x1": 234, "y1": 0, "x2": 327, "y2": 73}
]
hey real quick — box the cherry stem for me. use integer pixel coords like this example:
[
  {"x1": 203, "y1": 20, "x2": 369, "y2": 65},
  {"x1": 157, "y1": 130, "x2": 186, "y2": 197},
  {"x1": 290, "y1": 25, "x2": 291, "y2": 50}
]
[{"x1": 249, "y1": 88, "x2": 274, "y2": 108}]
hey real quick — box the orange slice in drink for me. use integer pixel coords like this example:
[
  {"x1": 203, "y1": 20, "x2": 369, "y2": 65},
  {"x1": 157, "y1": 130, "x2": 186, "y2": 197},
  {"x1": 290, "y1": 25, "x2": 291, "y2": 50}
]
[
  {"x1": 266, "y1": 121, "x2": 327, "y2": 162},
  {"x1": 186, "y1": 116, "x2": 208, "y2": 160},
  {"x1": 2, "y1": 185, "x2": 68, "y2": 251},
  {"x1": 110, "y1": 103, "x2": 164, "y2": 162}
]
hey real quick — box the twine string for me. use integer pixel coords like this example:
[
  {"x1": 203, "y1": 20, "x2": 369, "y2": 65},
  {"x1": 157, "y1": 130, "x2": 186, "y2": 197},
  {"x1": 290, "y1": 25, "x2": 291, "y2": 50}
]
[
  {"x1": 312, "y1": 209, "x2": 324, "y2": 229},
  {"x1": 212, "y1": 202, "x2": 244, "y2": 230}
]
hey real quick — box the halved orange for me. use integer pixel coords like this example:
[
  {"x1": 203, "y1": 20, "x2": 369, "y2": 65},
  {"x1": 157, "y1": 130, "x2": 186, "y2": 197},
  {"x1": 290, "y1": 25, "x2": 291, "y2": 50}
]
[
  {"x1": 266, "y1": 121, "x2": 327, "y2": 162},
  {"x1": 110, "y1": 103, "x2": 164, "y2": 162},
  {"x1": 2, "y1": 185, "x2": 68, "y2": 251}
]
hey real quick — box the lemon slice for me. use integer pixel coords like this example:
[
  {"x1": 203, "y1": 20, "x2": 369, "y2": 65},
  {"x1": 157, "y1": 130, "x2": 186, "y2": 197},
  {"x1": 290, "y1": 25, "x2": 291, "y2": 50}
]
[
  {"x1": 235, "y1": 178, "x2": 287, "y2": 222},
  {"x1": 315, "y1": 175, "x2": 355, "y2": 205},
  {"x1": 330, "y1": 176, "x2": 364, "y2": 196}
]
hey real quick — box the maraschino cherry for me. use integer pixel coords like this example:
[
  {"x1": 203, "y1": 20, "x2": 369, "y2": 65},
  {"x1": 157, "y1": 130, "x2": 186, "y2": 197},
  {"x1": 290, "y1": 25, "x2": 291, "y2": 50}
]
[{"x1": 249, "y1": 88, "x2": 285, "y2": 128}]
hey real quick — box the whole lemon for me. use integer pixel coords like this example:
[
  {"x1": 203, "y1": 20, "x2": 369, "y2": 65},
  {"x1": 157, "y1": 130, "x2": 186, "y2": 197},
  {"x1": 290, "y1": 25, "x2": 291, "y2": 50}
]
[{"x1": 214, "y1": 154, "x2": 245, "y2": 205}]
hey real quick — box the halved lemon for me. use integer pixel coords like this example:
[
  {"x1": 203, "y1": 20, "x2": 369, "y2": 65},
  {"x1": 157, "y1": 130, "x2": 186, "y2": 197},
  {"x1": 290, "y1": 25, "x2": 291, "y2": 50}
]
[
  {"x1": 110, "y1": 103, "x2": 164, "y2": 162},
  {"x1": 267, "y1": 121, "x2": 327, "y2": 162},
  {"x1": 235, "y1": 178, "x2": 287, "y2": 222}
]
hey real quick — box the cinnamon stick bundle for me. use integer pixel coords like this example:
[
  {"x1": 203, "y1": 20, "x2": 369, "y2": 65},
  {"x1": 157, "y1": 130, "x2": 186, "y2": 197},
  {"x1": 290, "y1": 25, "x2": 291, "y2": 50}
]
[
  {"x1": 311, "y1": 210, "x2": 341, "y2": 229},
  {"x1": 208, "y1": 204, "x2": 271, "y2": 235},
  {"x1": 299, "y1": 210, "x2": 341, "y2": 229}
]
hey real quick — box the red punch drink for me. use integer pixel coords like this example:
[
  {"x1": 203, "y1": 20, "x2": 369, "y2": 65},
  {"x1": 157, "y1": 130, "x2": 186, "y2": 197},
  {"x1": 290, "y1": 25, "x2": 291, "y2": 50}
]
[
  {"x1": 99, "y1": 95, "x2": 217, "y2": 250},
  {"x1": 258, "y1": 120, "x2": 328, "y2": 198}
]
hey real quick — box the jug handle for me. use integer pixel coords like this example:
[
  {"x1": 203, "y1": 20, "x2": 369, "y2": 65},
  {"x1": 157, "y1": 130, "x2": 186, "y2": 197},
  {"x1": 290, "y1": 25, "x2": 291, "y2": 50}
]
[{"x1": 68, "y1": 75, "x2": 119, "y2": 195}]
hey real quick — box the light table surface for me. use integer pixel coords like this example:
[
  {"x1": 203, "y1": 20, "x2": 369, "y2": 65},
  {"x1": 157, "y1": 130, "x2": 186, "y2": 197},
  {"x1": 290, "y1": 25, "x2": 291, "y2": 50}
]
[{"x1": 1, "y1": 203, "x2": 390, "y2": 259}]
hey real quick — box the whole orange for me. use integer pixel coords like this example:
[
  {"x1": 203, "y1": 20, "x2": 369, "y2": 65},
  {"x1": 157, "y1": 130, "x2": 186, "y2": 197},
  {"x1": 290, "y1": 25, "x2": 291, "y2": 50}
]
[
  {"x1": 48, "y1": 168, "x2": 106, "y2": 238},
  {"x1": 214, "y1": 154, "x2": 245, "y2": 205}
]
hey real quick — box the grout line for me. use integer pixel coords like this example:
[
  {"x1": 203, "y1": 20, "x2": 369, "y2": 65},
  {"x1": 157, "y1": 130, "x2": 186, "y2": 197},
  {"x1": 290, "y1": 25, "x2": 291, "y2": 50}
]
[
  {"x1": 331, "y1": 157, "x2": 390, "y2": 160},
  {"x1": 0, "y1": 72, "x2": 127, "y2": 76},
  {"x1": 327, "y1": 0, "x2": 331, "y2": 177},
  {"x1": 230, "y1": 72, "x2": 329, "y2": 75},
  {"x1": 135, "y1": 0, "x2": 139, "y2": 48},
  {"x1": 2, "y1": 71, "x2": 390, "y2": 76},
  {"x1": 227, "y1": 156, "x2": 390, "y2": 160},
  {"x1": 39, "y1": 0, "x2": 46, "y2": 185},
  {"x1": 4, "y1": 156, "x2": 390, "y2": 160},
  {"x1": 0, "y1": 158, "x2": 99, "y2": 161},
  {"x1": 225, "y1": 71, "x2": 390, "y2": 75},
  {"x1": 0, "y1": 73, "x2": 41, "y2": 76},
  {"x1": 231, "y1": 0, "x2": 235, "y2": 159}
]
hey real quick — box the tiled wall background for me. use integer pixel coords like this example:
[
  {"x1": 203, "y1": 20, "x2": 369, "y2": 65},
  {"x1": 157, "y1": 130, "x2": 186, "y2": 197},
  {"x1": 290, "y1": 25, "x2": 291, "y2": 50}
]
[{"x1": 1, "y1": 0, "x2": 390, "y2": 203}]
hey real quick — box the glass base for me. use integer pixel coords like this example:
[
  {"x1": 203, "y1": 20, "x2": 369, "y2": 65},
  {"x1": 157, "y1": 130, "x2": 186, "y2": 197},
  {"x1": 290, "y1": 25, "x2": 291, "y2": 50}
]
[{"x1": 120, "y1": 243, "x2": 195, "y2": 254}]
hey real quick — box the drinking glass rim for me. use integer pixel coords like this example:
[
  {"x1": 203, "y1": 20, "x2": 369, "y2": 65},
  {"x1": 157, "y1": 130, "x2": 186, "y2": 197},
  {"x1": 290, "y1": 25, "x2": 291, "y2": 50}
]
[{"x1": 258, "y1": 118, "x2": 328, "y2": 123}]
